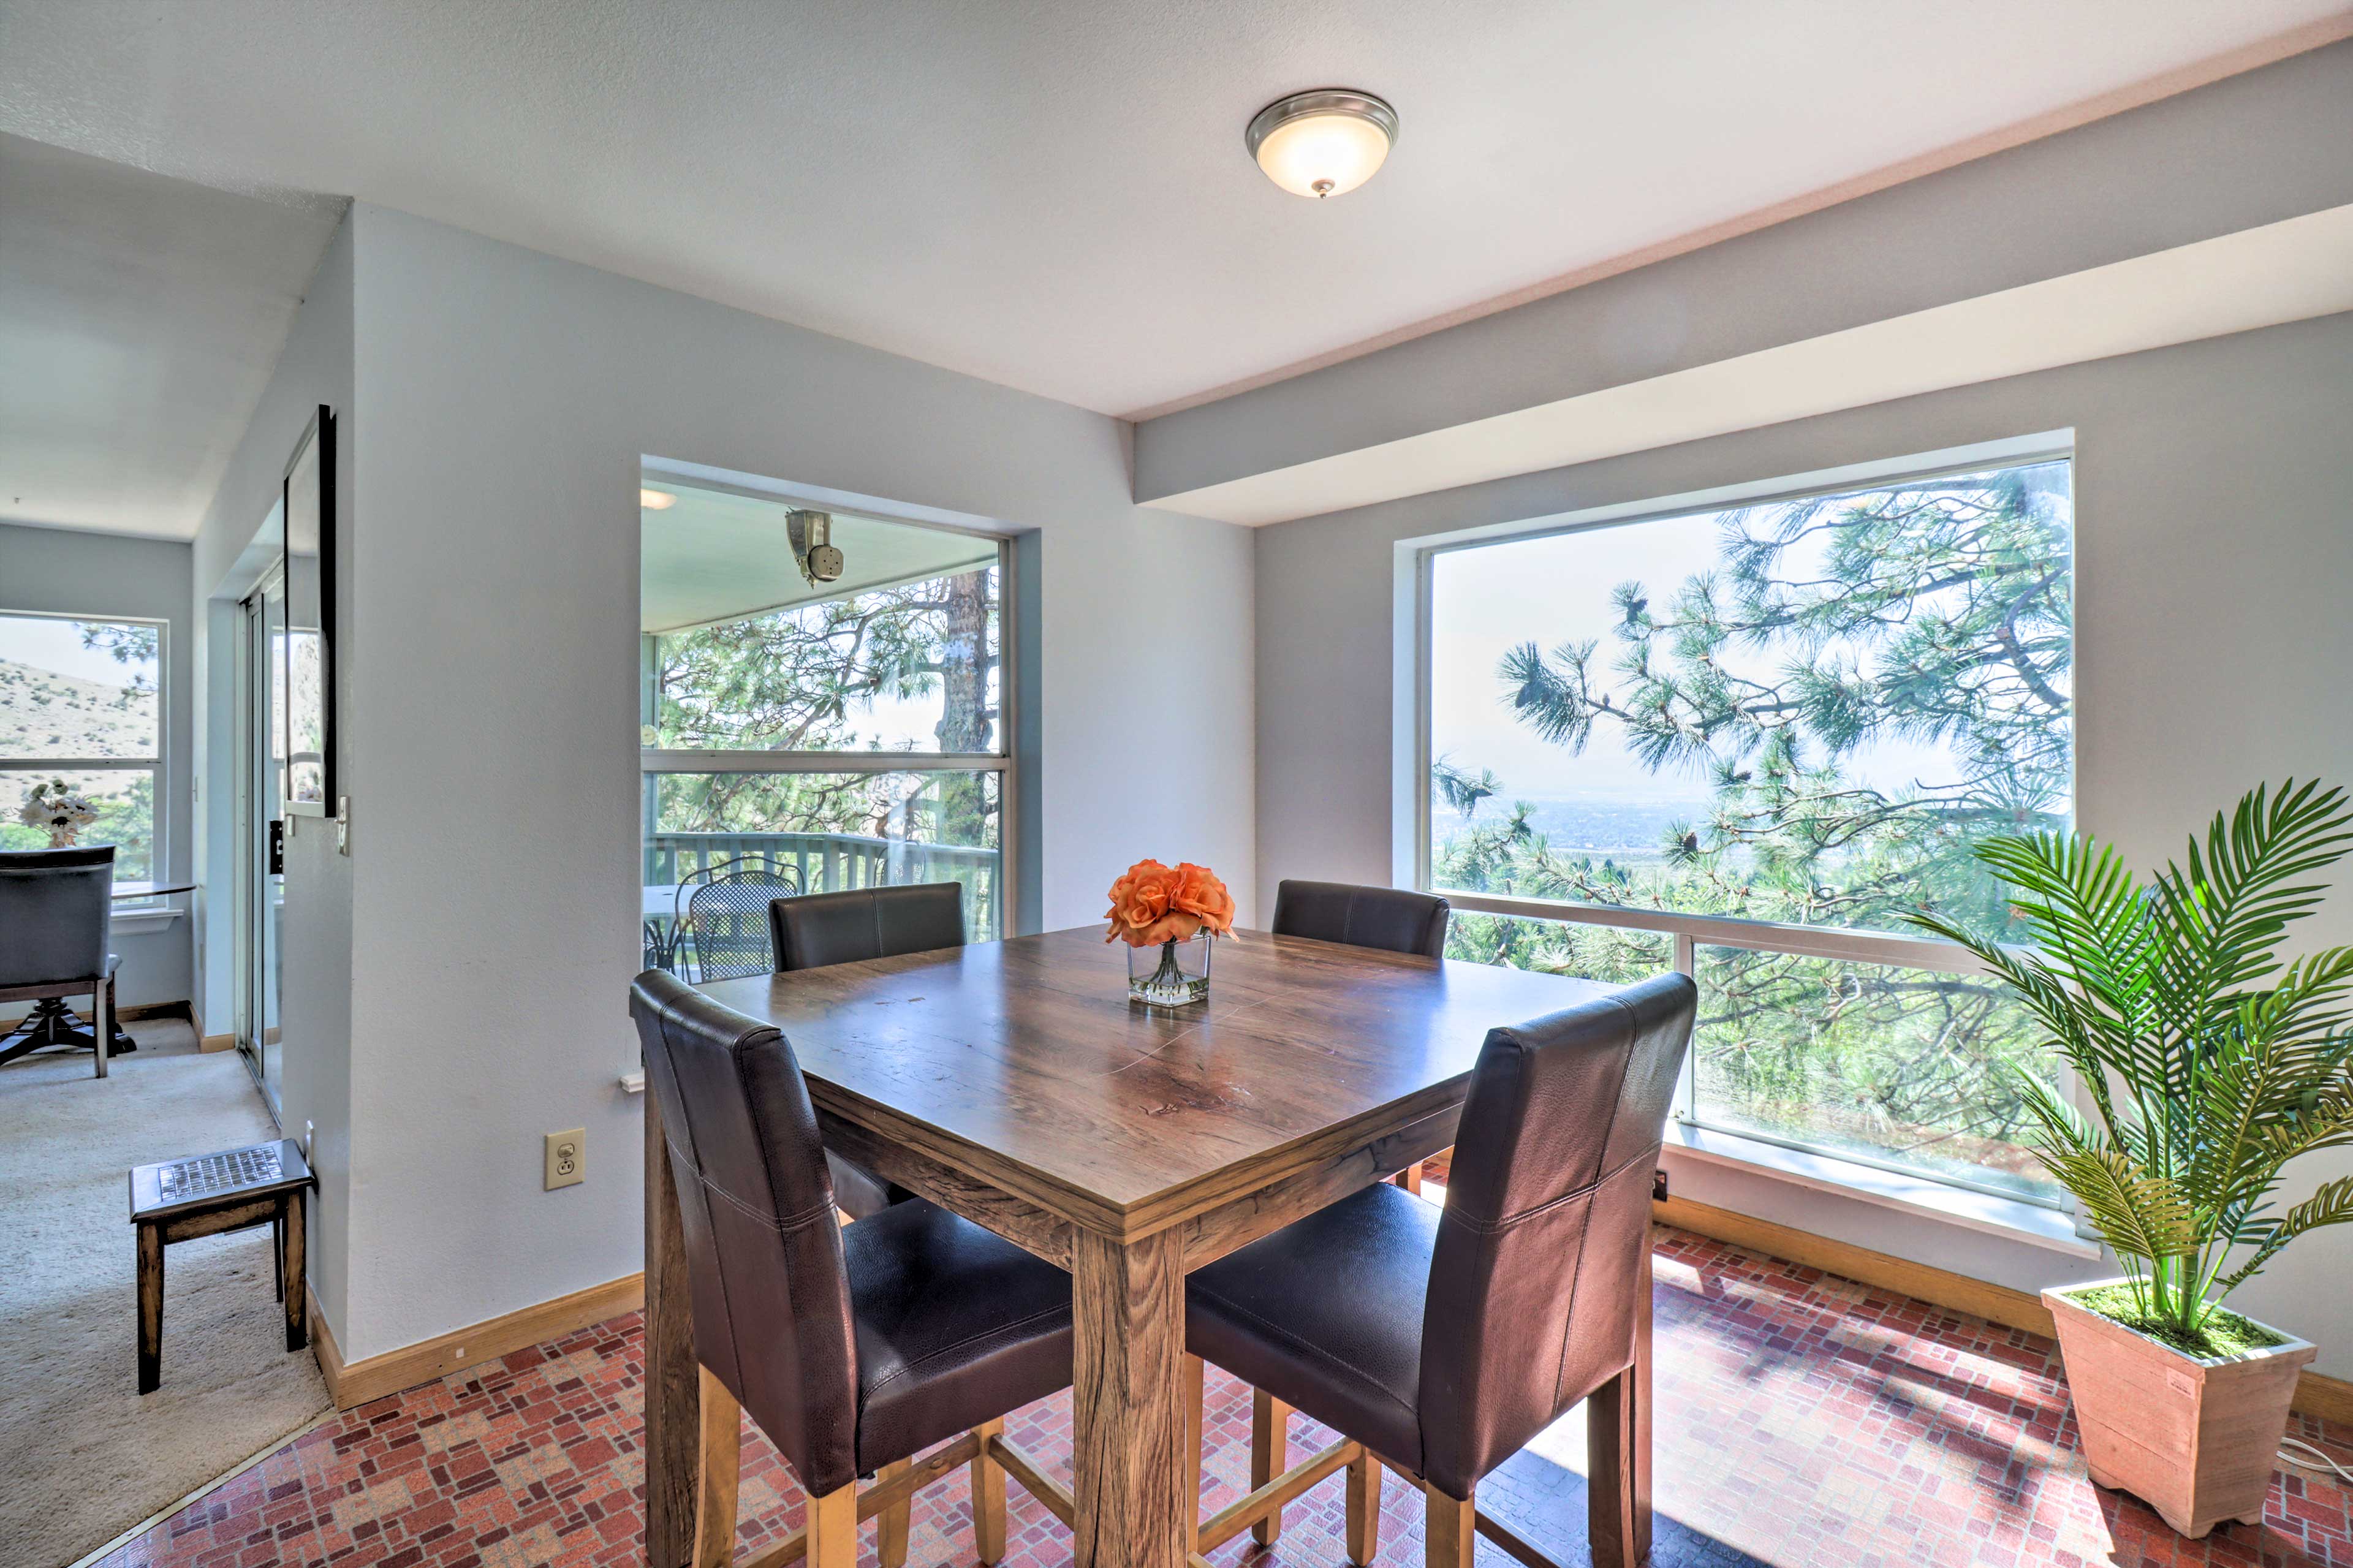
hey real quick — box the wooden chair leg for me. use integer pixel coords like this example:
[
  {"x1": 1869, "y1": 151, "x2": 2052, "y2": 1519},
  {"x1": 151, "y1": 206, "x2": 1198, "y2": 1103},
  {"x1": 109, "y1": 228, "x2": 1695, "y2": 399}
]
[
  {"x1": 1251, "y1": 1386, "x2": 1291, "y2": 1545},
  {"x1": 1588, "y1": 1240, "x2": 1655, "y2": 1568},
  {"x1": 1394, "y1": 1162, "x2": 1423, "y2": 1194},
  {"x1": 874, "y1": 1456, "x2": 912, "y2": 1568},
  {"x1": 136, "y1": 1221, "x2": 162, "y2": 1393},
  {"x1": 94, "y1": 980, "x2": 110, "y2": 1078},
  {"x1": 1346, "y1": 1444, "x2": 1382, "y2": 1564},
  {"x1": 1425, "y1": 1482, "x2": 1476, "y2": 1568},
  {"x1": 692, "y1": 1366, "x2": 742, "y2": 1568},
  {"x1": 805, "y1": 1480, "x2": 858, "y2": 1568},
  {"x1": 281, "y1": 1195, "x2": 308, "y2": 1350},
  {"x1": 969, "y1": 1418, "x2": 1007, "y2": 1566},
  {"x1": 1183, "y1": 1354, "x2": 1205, "y2": 1551}
]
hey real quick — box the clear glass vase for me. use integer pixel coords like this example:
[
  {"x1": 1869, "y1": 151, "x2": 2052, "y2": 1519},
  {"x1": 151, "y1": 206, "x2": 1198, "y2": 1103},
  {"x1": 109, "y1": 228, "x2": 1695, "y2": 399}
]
[{"x1": 1127, "y1": 933, "x2": 1214, "y2": 1008}]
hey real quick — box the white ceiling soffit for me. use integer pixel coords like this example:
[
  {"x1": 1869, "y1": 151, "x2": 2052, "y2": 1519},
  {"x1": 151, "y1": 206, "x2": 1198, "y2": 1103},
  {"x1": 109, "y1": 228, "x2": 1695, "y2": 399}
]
[
  {"x1": 640, "y1": 483, "x2": 995, "y2": 635},
  {"x1": 0, "y1": 132, "x2": 343, "y2": 540},
  {"x1": 1146, "y1": 205, "x2": 2353, "y2": 528},
  {"x1": 0, "y1": 2, "x2": 2346, "y2": 420}
]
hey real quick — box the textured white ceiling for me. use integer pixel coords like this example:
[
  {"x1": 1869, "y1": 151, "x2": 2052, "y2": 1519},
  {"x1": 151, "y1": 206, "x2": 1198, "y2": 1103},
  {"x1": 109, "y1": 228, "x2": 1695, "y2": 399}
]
[
  {"x1": 2, "y1": 0, "x2": 2344, "y2": 430},
  {"x1": 0, "y1": 132, "x2": 342, "y2": 539}
]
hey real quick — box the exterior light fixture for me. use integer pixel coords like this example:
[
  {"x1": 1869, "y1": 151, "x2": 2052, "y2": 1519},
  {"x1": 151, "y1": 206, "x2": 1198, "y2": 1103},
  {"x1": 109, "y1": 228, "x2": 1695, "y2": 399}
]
[
  {"x1": 1245, "y1": 89, "x2": 1397, "y2": 199},
  {"x1": 787, "y1": 508, "x2": 844, "y2": 585},
  {"x1": 640, "y1": 488, "x2": 676, "y2": 510}
]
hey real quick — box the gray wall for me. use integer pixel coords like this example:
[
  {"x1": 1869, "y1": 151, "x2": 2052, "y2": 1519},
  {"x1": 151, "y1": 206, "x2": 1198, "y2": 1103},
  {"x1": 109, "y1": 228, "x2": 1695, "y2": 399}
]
[
  {"x1": 317, "y1": 203, "x2": 1252, "y2": 1360},
  {"x1": 0, "y1": 520, "x2": 195, "y2": 1013},
  {"x1": 1253, "y1": 311, "x2": 2353, "y2": 1375}
]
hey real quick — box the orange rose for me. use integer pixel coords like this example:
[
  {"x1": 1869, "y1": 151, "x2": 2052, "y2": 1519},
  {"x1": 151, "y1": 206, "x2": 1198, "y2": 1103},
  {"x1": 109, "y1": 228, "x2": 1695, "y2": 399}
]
[
  {"x1": 1133, "y1": 910, "x2": 1203, "y2": 947},
  {"x1": 1105, "y1": 859, "x2": 1176, "y2": 944},
  {"x1": 1106, "y1": 858, "x2": 1233, "y2": 944},
  {"x1": 1167, "y1": 862, "x2": 1235, "y2": 935}
]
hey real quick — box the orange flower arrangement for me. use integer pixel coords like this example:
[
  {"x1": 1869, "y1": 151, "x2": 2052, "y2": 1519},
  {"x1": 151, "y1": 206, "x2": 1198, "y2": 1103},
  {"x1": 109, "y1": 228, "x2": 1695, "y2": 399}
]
[{"x1": 1104, "y1": 858, "x2": 1236, "y2": 947}]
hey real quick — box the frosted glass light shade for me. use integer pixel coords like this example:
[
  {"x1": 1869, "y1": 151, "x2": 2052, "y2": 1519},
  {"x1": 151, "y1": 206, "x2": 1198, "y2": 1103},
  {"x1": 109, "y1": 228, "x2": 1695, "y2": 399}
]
[{"x1": 1246, "y1": 90, "x2": 1397, "y2": 199}]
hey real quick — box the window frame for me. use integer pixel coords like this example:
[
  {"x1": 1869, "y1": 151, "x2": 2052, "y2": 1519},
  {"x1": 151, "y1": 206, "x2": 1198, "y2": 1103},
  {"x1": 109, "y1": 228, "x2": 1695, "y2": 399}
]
[
  {"x1": 0, "y1": 607, "x2": 169, "y2": 900},
  {"x1": 638, "y1": 493, "x2": 1020, "y2": 937},
  {"x1": 1403, "y1": 439, "x2": 2078, "y2": 1211}
]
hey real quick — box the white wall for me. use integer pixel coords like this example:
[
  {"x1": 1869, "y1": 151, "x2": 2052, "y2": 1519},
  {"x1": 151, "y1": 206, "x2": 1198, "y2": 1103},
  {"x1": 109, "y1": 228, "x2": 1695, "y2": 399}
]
[
  {"x1": 1251, "y1": 310, "x2": 2353, "y2": 1376},
  {"x1": 0, "y1": 521, "x2": 195, "y2": 1012},
  {"x1": 322, "y1": 204, "x2": 1252, "y2": 1360},
  {"x1": 189, "y1": 210, "x2": 358, "y2": 1330}
]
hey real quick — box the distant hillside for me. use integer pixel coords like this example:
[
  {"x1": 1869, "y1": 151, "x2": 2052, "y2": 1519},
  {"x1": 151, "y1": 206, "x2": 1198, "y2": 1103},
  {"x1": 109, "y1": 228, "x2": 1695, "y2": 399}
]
[{"x1": 0, "y1": 657, "x2": 157, "y2": 759}]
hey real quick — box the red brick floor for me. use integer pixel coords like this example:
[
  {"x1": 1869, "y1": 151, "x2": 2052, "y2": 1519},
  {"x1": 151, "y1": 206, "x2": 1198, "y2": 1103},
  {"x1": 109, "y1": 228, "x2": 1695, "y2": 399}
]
[{"x1": 94, "y1": 1228, "x2": 2352, "y2": 1568}]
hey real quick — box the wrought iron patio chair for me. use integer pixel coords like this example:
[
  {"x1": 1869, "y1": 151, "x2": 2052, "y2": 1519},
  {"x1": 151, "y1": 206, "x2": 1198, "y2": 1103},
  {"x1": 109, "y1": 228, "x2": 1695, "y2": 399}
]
[{"x1": 681, "y1": 859, "x2": 800, "y2": 982}]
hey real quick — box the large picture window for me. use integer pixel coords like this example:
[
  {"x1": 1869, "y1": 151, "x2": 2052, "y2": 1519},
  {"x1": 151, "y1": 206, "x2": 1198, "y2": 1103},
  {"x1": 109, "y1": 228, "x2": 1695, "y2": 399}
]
[
  {"x1": 1422, "y1": 454, "x2": 2073, "y2": 1201},
  {"x1": 1, "y1": 611, "x2": 165, "y2": 883},
  {"x1": 640, "y1": 480, "x2": 1012, "y2": 962}
]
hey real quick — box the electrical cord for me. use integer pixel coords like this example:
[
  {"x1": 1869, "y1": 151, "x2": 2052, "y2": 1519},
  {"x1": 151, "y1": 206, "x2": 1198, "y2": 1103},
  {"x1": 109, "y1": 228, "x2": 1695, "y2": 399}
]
[{"x1": 2278, "y1": 1436, "x2": 2353, "y2": 1485}]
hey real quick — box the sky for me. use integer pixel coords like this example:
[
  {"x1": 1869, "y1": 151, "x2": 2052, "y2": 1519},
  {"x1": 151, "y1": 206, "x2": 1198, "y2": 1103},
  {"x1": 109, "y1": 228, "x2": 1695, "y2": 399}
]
[
  {"x1": 1428, "y1": 498, "x2": 1974, "y2": 809},
  {"x1": 0, "y1": 613, "x2": 154, "y2": 689}
]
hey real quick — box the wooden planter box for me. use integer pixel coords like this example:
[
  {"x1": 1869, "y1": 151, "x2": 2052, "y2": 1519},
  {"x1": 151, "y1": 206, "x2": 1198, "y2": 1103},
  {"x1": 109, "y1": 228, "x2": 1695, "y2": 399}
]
[{"x1": 2044, "y1": 1281, "x2": 2314, "y2": 1538}]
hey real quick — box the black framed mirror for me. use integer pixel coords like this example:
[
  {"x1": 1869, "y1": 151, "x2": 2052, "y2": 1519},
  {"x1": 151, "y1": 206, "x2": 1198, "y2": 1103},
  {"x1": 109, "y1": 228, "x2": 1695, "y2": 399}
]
[{"x1": 282, "y1": 406, "x2": 336, "y2": 815}]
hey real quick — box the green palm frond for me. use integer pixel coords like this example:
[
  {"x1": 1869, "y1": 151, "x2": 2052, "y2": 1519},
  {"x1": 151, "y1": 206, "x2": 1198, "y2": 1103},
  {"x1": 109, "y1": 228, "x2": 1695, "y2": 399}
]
[
  {"x1": 2213, "y1": 1177, "x2": 2353, "y2": 1297},
  {"x1": 1909, "y1": 780, "x2": 2353, "y2": 1335},
  {"x1": 2048, "y1": 1148, "x2": 2196, "y2": 1262}
]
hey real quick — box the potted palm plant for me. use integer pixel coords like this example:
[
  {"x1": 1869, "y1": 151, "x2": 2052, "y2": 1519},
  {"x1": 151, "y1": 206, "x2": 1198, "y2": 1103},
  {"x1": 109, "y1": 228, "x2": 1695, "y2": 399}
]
[{"x1": 1912, "y1": 780, "x2": 2353, "y2": 1538}]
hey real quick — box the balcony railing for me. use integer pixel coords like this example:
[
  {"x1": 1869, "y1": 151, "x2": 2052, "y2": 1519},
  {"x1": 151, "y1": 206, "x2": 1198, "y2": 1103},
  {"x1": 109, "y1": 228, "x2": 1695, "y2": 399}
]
[{"x1": 644, "y1": 830, "x2": 1002, "y2": 941}]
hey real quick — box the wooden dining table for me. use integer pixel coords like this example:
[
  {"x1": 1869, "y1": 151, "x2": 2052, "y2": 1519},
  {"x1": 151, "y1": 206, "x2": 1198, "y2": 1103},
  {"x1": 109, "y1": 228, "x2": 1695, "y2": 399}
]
[{"x1": 644, "y1": 924, "x2": 1623, "y2": 1568}]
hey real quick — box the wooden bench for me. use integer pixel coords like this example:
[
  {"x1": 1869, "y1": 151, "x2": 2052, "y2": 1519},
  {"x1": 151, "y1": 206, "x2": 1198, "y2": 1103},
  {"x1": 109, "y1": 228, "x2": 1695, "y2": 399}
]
[{"x1": 128, "y1": 1139, "x2": 314, "y2": 1394}]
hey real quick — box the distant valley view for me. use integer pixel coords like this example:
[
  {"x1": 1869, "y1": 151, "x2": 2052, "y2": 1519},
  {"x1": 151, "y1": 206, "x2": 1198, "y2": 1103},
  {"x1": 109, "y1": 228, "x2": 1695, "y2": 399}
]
[{"x1": 1430, "y1": 792, "x2": 1711, "y2": 872}]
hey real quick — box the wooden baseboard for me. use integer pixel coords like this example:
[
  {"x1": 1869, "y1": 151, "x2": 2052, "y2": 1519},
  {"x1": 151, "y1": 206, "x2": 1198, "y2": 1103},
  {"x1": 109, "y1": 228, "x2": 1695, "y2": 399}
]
[
  {"x1": 306, "y1": 1284, "x2": 346, "y2": 1406},
  {"x1": 1656, "y1": 1195, "x2": 2054, "y2": 1333},
  {"x1": 308, "y1": 1273, "x2": 644, "y2": 1410},
  {"x1": 199, "y1": 1032, "x2": 238, "y2": 1053},
  {"x1": 1, "y1": 998, "x2": 197, "y2": 1031},
  {"x1": 1656, "y1": 1194, "x2": 2353, "y2": 1429},
  {"x1": 2298, "y1": 1366, "x2": 2353, "y2": 1427}
]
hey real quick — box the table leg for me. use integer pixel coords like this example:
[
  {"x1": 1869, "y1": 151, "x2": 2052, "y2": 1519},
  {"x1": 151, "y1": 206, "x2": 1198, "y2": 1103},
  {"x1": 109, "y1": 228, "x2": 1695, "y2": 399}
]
[
  {"x1": 1071, "y1": 1227, "x2": 1188, "y2": 1568},
  {"x1": 137, "y1": 1221, "x2": 163, "y2": 1393},
  {"x1": 644, "y1": 1083, "x2": 707, "y2": 1568},
  {"x1": 282, "y1": 1194, "x2": 308, "y2": 1350}
]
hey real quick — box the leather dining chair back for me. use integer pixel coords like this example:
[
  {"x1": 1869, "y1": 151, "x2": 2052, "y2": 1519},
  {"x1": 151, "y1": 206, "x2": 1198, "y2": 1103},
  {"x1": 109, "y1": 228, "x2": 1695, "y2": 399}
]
[
  {"x1": 770, "y1": 882, "x2": 966, "y2": 973},
  {"x1": 0, "y1": 846, "x2": 113, "y2": 992},
  {"x1": 1415, "y1": 970, "x2": 1696, "y2": 1501},
  {"x1": 630, "y1": 970, "x2": 863, "y2": 1499},
  {"x1": 0, "y1": 846, "x2": 119, "y2": 1078},
  {"x1": 1270, "y1": 879, "x2": 1450, "y2": 959}
]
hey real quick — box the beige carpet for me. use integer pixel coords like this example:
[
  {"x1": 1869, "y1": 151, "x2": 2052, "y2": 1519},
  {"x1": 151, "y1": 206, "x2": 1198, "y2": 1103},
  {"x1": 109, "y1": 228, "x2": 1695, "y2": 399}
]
[{"x1": 0, "y1": 1017, "x2": 330, "y2": 1568}]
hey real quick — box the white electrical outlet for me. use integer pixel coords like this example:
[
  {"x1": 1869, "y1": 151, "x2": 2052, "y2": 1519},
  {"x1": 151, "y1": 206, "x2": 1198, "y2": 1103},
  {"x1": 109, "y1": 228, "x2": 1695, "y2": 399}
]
[{"x1": 545, "y1": 1129, "x2": 585, "y2": 1190}]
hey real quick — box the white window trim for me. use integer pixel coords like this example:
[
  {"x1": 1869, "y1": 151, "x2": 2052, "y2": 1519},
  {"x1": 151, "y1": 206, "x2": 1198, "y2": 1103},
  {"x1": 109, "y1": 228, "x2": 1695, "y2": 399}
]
[
  {"x1": 1, "y1": 610, "x2": 169, "y2": 903},
  {"x1": 1391, "y1": 433, "x2": 2083, "y2": 1238},
  {"x1": 1663, "y1": 1121, "x2": 2099, "y2": 1257},
  {"x1": 638, "y1": 531, "x2": 1020, "y2": 932}
]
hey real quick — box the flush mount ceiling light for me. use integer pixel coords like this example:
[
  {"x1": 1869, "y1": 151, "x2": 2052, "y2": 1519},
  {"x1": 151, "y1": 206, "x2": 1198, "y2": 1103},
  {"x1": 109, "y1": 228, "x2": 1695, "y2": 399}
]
[
  {"x1": 640, "y1": 488, "x2": 676, "y2": 510},
  {"x1": 1245, "y1": 89, "x2": 1398, "y2": 199}
]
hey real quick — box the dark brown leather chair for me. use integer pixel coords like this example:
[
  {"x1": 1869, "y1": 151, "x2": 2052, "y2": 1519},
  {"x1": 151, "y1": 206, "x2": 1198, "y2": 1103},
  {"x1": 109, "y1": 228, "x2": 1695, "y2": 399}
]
[
  {"x1": 768, "y1": 882, "x2": 966, "y2": 1219},
  {"x1": 768, "y1": 881, "x2": 966, "y2": 971},
  {"x1": 0, "y1": 847, "x2": 119, "y2": 1078},
  {"x1": 1182, "y1": 972, "x2": 1697, "y2": 1567},
  {"x1": 1270, "y1": 878, "x2": 1450, "y2": 960},
  {"x1": 1271, "y1": 879, "x2": 1452, "y2": 1193},
  {"x1": 631, "y1": 971, "x2": 1072, "y2": 1568}
]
